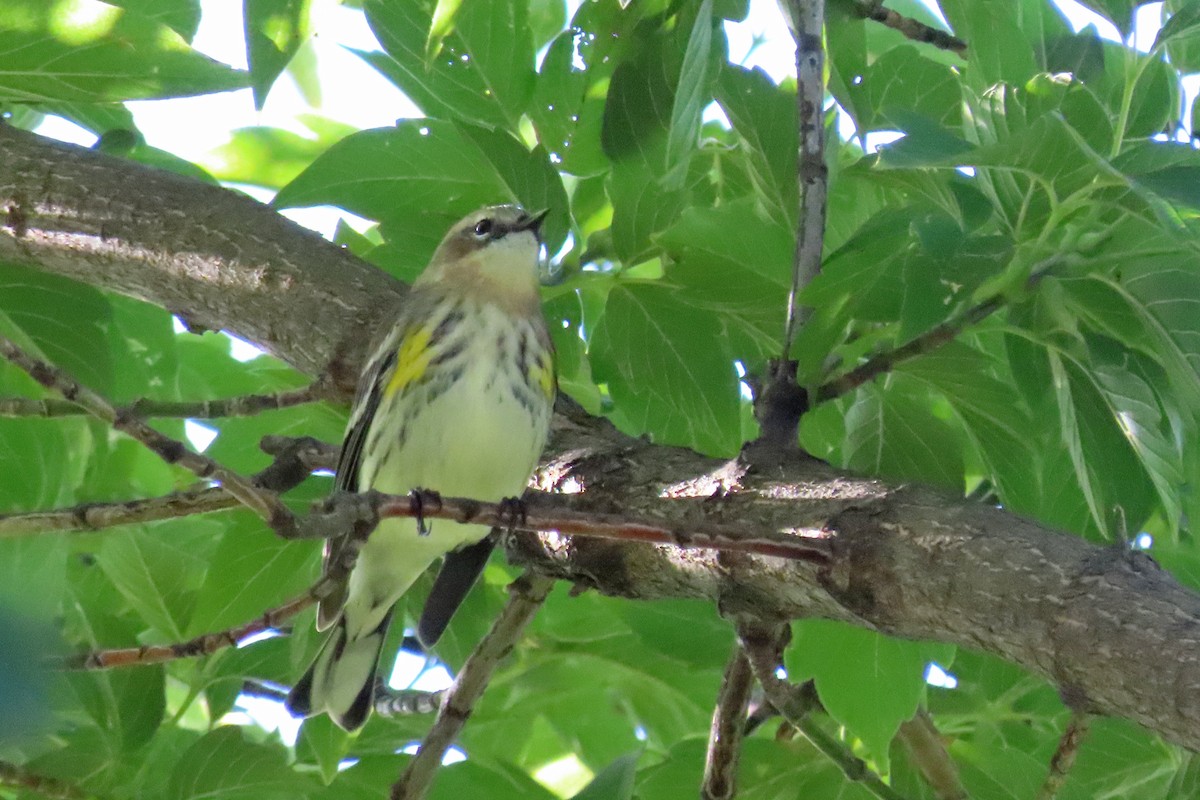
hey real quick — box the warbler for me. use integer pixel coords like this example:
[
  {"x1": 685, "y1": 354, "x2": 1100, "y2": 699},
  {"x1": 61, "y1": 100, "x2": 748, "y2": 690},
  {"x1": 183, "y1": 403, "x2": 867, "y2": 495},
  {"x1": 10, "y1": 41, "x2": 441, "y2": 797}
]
[{"x1": 286, "y1": 205, "x2": 556, "y2": 731}]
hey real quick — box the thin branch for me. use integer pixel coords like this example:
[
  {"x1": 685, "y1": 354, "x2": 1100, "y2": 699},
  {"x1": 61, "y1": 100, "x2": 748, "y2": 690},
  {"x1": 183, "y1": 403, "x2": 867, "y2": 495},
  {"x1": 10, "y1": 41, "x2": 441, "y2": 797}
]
[
  {"x1": 897, "y1": 710, "x2": 967, "y2": 800},
  {"x1": 369, "y1": 490, "x2": 832, "y2": 564},
  {"x1": 781, "y1": 0, "x2": 828, "y2": 352},
  {"x1": 739, "y1": 624, "x2": 909, "y2": 800},
  {"x1": 0, "y1": 485, "x2": 237, "y2": 537},
  {"x1": 851, "y1": 0, "x2": 967, "y2": 57},
  {"x1": 0, "y1": 335, "x2": 296, "y2": 533},
  {"x1": 1037, "y1": 712, "x2": 1091, "y2": 800},
  {"x1": 702, "y1": 645, "x2": 755, "y2": 800},
  {"x1": 815, "y1": 294, "x2": 1005, "y2": 403},
  {"x1": 814, "y1": 259, "x2": 1059, "y2": 404},
  {"x1": 0, "y1": 380, "x2": 335, "y2": 419},
  {"x1": 0, "y1": 434, "x2": 333, "y2": 537},
  {"x1": 391, "y1": 573, "x2": 555, "y2": 800},
  {"x1": 56, "y1": 587, "x2": 315, "y2": 669},
  {"x1": 376, "y1": 688, "x2": 446, "y2": 717},
  {"x1": 0, "y1": 760, "x2": 100, "y2": 800}
]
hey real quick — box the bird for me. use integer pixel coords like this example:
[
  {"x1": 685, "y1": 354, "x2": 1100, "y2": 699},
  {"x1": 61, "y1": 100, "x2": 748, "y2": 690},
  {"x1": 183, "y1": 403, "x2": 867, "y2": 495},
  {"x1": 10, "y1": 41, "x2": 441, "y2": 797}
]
[{"x1": 286, "y1": 204, "x2": 556, "y2": 731}]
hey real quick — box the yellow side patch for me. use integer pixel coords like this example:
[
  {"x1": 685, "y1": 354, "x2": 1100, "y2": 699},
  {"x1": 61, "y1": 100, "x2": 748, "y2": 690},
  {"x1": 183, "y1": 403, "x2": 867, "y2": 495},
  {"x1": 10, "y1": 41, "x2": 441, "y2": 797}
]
[
  {"x1": 385, "y1": 326, "x2": 434, "y2": 397},
  {"x1": 529, "y1": 352, "x2": 556, "y2": 401}
]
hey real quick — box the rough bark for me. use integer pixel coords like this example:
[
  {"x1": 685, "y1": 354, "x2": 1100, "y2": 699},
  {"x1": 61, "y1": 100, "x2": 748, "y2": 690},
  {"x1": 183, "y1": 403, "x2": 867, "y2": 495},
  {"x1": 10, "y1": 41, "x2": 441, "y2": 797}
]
[{"x1": 3, "y1": 125, "x2": 1199, "y2": 751}]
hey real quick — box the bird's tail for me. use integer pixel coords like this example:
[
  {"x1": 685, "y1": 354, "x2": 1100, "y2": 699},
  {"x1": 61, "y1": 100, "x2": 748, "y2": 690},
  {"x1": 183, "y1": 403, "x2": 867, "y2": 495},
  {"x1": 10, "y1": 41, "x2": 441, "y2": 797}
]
[{"x1": 286, "y1": 608, "x2": 394, "y2": 732}]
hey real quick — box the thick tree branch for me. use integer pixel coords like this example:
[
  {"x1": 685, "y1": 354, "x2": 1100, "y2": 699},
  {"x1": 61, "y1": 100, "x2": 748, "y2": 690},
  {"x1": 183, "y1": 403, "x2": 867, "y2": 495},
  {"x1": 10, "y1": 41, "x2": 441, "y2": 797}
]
[
  {"x1": 0, "y1": 123, "x2": 401, "y2": 379},
  {"x1": 5, "y1": 127, "x2": 1200, "y2": 753}
]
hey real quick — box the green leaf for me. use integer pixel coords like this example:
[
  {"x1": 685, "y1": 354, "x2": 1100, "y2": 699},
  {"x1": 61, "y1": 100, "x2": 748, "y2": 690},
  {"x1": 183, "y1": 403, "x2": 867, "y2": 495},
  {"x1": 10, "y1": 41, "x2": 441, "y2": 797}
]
[
  {"x1": 1056, "y1": 718, "x2": 1177, "y2": 799},
  {"x1": 715, "y1": 65, "x2": 797, "y2": 227},
  {"x1": 787, "y1": 619, "x2": 954, "y2": 770},
  {"x1": 207, "y1": 117, "x2": 354, "y2": 189},
  {"x1": 0, "y1": 263, "x2": 114, "y2": 394},
  {"x1": 844, "y1": 45, "x2": 961, "y2": 133},
  {"x1": 616, "y1": 599, "x2": 733, "y2": 670},
  {"x1": 665, "y1": 0, "x2": 715, "y2": 188},
  {"x1": 571, "y1": 751, "x2": 640, "y2": 800},
  {"x1": 842, "y1": 378, "x2": 966, "y2": 491},
  {"x1": 244, "y1": 0, "x2": 311, "y2": 109},
  {"x1": 96, "y1": 525, "x2": 214, "y2": 640},
  {"x1": 187, "y1": 513, "x2": 317, "y2": 635},
  {"x1": 591, "y1": 283, "x2": 741, "y2": 456},
  {"x1": 107, "y1": 0, "x2": 202, "y2": 41},
  {"x1": 1158, "y1": 0, "x2": 1200, "y2": 72},
  {"x1": 295, "y1": 714, "x2": 352, "y2": 785},
  {"x1": 167, "y1": 726, "x2": 315, "y2": 800},
  {"x1": 0, "y1": 0, "x2": 246, "y2": 102},
  {"x1": 363, "y1": 0, "x2": 533, "y2": 130},
  {"x1": 898, "y1": 342, "x2": 1045, "y2": 519},
  {"x1": 274, "y1": 120, "x2": 568, "y2": 273}
]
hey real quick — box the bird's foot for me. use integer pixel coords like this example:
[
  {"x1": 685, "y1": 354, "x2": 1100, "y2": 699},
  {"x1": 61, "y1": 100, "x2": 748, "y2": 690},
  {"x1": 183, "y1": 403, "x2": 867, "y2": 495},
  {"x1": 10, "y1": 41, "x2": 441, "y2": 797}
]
[{"x1": 410, "y1": 488, "x2": 442, "y2": 536}]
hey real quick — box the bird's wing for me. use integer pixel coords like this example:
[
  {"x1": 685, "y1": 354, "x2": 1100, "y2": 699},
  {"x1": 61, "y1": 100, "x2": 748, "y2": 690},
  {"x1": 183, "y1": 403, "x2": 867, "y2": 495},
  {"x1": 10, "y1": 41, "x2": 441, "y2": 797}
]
[{"x1": 315, "y1": 325, "x2": 402, "y2": 631}]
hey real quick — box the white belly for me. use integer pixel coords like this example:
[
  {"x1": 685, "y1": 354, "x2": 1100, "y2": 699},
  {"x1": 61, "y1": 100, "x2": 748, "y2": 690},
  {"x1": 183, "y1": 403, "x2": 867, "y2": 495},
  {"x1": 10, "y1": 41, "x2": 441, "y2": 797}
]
[{"x1": 344, "y1": 324, "x2": 549, "y2": 630}]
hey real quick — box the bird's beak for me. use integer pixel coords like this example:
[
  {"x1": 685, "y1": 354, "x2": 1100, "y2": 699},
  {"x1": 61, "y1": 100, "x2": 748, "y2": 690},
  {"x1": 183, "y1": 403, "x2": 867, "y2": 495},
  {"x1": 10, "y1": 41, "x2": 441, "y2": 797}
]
[{"x1": 520, "y1": 208, "x2": 550, "y2": 238}]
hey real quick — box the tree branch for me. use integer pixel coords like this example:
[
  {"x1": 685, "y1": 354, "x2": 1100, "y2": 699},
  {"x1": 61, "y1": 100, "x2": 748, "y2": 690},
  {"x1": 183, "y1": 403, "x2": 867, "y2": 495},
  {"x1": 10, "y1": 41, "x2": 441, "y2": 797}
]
[
  {"x1": 849, "y1": 0, "x2": 967, "y2": 56},
  {"x1": 702, "y1": 645, "x2": 754, "y2": 800},
  {"x1": 897, "y1": 711, "x2": 967, "y2": 800},
  {"x1": 57, "y1": 588, "x2": 315, "y2": 669},
  {"x1": 739, "y1": 623, "x2": 907, "y2": 800},
  {"x1": 0, "y1": 485, "x2": 237, "y2": 536},
  {"x1": 0, "y1": 434, "x2": 332, "y2": 537},
  {"x1": 0, "y1": 760, "x2": 98, "y2": 800},
  {"x1": 1037, "y1": 712, "x2": 1091, "y2": 800},
  {"x1": 0, "y1": 380, "x2": 336, "y2": 419},
  {"x1": 390, "y1": 574, "x2": 554, "y2": 800}
]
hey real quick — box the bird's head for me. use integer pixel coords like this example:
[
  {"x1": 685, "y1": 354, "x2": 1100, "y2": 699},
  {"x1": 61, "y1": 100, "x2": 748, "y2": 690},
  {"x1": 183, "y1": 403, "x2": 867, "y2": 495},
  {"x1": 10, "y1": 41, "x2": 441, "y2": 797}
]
[{"x1": 418, "y1": 205, "x2": 548, "y2": 309}]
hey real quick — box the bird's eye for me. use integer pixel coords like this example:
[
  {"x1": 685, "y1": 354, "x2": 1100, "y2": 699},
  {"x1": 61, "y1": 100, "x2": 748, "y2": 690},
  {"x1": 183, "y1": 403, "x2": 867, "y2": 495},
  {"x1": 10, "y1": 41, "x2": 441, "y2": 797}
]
[{"x1": 473, "y1": 219, "x2": 494, "y2": 239}]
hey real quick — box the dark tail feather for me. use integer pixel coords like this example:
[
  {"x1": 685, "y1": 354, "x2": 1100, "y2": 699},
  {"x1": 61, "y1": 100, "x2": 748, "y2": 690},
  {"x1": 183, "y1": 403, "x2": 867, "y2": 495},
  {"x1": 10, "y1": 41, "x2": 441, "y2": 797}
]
[
  {"x1": 417, "y1": 533, "x2": 496, "y2": 647},
  {"x1": 286, "y1": 609, "x2": 394, "y2": 731}
]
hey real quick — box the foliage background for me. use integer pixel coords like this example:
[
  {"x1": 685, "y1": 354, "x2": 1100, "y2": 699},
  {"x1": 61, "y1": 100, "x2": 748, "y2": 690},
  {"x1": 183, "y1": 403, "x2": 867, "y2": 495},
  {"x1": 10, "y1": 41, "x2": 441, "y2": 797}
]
[{"x1": 1, "y1": 0, "x2": 1200, "y2": 797}]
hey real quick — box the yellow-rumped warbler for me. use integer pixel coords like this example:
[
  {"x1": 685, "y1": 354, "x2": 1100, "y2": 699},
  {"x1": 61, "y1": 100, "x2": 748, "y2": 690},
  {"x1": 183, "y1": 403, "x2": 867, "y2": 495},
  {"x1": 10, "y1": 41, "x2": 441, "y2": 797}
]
[{"x1": 286, "y1": 205, "x2": 556, "y2": 731}]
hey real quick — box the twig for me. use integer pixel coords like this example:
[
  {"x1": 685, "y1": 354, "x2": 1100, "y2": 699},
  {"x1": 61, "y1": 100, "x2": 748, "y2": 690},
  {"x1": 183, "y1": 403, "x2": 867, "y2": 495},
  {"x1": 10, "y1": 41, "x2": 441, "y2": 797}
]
[
  {"x1": 376, "y1": 688, "x2": 446, "y2": 717},
  {"x1": 781, "y1": 0, "x2": 828, "y2": 352},
  {"x1": 1037, "y1": 712, "x2": 1091, "y2": 800},
  {"x1": 370, "y1": 491, "x2": 832, "y2": 564},
  {"x1": 0, "y1": 759, "x2": 99, "y2": 800},
  {"x1": 390, "y1": 573, "x2": 554, "y2": 800},
  {"x1": 814, "y1": 257, "x2": 1061, "y2": 404},
  {"x1": 56, "y1": 587, "x2": 315, "y2": 669},
  {"x1": 0, "y1": 485, "x2": 238, "y2": 537},
  {"x1": 0, "y1": 435, "x2": 334, "y2": 537},
  {"x1": 814, "y1": 294, "x2": 1005, "y2": 403},
  {"x1": 0, "y1": 380, "x2": 334, "y2": 419},
  {"x1": 702, "y1": 645, "x2": 755, "y2": 800},
  {"x1": 0, "y1": 335, "x2": 296, "y2": 533},
  {"x1": 739, "y1": 624, "x2": 909, "y2": 800},
  {"x1": 897, "y1": 710, "x2": 967, "y2": 800},
  {"x1": 851, "y1": 0, "x2": 967, "y2": 57}
]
